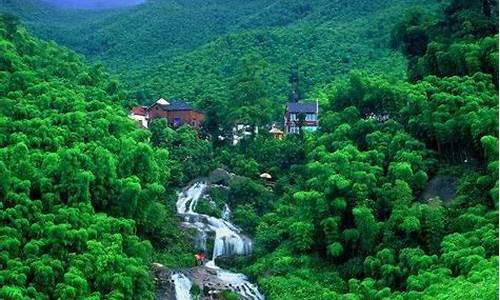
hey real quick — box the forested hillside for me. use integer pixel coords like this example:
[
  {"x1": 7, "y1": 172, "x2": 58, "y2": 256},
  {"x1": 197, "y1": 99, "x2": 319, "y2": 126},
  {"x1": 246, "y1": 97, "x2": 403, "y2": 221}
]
[
  {"x1": 0, "y1": 15, "x2": 213, "y2": 299},
  {"x1": 233, "y1": 1, "x2": 499, "y2": 298},
  {"x1": 0, "y1": 0, "x2": 498, "y2": 299},
  {"x1": 0, "y1": 0, "x2": 436, "y2": 107},
  {"x1": 242, "y1": 72, "x2": 499, "y2": 299}
]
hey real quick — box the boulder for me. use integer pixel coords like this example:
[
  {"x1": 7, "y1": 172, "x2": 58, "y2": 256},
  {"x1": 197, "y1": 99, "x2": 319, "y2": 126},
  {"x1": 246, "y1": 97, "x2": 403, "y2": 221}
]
[
  {"x1": 208, "y1": 168, "x2": 233, "y2": 184},
  {"x1": 151, "y1": 263, "x2": 176, "y2": 300},
  {"x1": 422, "y1": 176, "x2": 457, "y2": 202}
]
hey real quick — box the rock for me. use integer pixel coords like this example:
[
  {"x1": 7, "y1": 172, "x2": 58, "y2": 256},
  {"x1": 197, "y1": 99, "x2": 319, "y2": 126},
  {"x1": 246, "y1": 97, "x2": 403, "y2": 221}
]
[
  {"x1": 213, "y1": 256, "x2": 239, "y2": 270},
  {"x1": 206, "y1": 268, "x2": 218, "y2": 275},
  {"x1": 151, "y1": 263, "x2": 175, "y2": 300},
  {"x1": 208, "y1": 168, "x2": 233, "y2": 184},
  {"x1": 421, "y1": 176, "x2": 457, "y2": 203}
]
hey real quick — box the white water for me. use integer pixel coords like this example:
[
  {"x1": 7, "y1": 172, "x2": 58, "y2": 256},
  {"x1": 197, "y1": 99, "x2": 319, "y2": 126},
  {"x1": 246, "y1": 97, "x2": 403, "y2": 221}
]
[
  {"x1": 222, "y1": 204, "x2": 231, "y2": 220},
  {"x1": 176, "y1": 182, "x2": 205, "y2": 214},
  {"x1": 171, "y1": 273, "x2": 192, "y2": 300},
  {"x1": 175, "y1": 182, "x2": 264, "y2": 300},
  {"x1": 177, "y1": 182, "x2": 252, "y2": 260}
]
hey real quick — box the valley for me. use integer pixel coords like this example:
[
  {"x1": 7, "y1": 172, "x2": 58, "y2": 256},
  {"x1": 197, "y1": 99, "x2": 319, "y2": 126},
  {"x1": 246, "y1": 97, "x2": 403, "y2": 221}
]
[{"x1": 0, "y1": 1, "x2": 498, "y2": 299}]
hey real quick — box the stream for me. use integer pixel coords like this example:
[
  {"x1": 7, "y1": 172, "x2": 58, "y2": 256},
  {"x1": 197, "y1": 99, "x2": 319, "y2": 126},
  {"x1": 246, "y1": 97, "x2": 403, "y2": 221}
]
[{"x1": 172, "y1": 181, "x2": 264, "y2": 300}]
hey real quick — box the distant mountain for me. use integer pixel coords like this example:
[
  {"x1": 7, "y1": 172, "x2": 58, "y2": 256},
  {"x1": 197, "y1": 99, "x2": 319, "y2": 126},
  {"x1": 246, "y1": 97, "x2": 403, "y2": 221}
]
[
  {"x1": 1, "y1": 0, "x2": 437, "y2": 108},
  {"x1": 41, "y1": 0, "x2": 146, "y2": 9}
]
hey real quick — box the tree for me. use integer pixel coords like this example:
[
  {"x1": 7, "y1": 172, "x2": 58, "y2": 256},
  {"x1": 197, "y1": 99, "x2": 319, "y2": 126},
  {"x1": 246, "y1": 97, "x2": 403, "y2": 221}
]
[
  {"x1": 289, "y1": 221, "x2": 314, "y2": 252},
  {"x1": 229, "y1": 53, "x2": 272, "y2": 130},
  {"x1": 0, "y1": 13, "x2": 19, "y2": 39}
]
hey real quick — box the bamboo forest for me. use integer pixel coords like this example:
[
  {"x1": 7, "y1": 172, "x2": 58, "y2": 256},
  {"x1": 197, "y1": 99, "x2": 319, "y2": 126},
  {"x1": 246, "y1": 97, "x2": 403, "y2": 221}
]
[{"x1": 0, "y1": 0, "x2": 498, "y2": 299}]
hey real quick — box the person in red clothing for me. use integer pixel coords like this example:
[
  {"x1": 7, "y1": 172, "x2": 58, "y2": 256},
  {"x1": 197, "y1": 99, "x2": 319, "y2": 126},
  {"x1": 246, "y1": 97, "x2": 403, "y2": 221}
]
[{"x1": 194, "y1": 251, "x2": 206, "y2": 266}]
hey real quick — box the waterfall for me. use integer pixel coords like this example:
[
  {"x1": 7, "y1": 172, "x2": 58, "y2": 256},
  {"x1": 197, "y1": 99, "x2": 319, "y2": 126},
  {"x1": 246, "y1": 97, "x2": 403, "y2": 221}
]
[
  {"x1": 177, "y1": 182, "x2": 206, "y2": 214},
  {"x1": 177, "y1": 183, "x2": 252, "y2": 261},
  {"x1": 208, "y1": 216, "x2": 251, "y2": 260},
  {"x1": 222, "y1": 204, "x2": 231, "y2": 220},
  {"x1": 216, "y1": 270, "x2": 264, "y2": 300},
  {"x1": 171, "y1": 273, "x2": 192, "y2": 300},
  {"x1": 175, "y1": 181, "x2": 264, "y2": 300}
]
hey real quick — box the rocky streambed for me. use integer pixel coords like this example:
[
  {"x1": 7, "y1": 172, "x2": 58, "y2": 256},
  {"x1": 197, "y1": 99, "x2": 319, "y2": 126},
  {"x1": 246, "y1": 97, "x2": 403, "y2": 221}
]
[{"x1": 153, "y1": 169, "x2": 264, "y2": 300}]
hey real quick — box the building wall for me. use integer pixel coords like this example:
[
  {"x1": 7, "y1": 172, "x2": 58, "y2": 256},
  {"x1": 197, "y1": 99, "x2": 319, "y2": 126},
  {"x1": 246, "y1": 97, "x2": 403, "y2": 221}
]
[
  {"x1": 148, "y1": 104, "x2": 168, "y2": 119},
  {"x1": 190, "y1": 111, "x2": 204, "y2": 128},
  {"x1": 284, "y1": 111, "x2": 319, "y2": 134},
  {"x1": 165, "y1": 110, "x2": 204, "y2": 128},
  {"x1": 132, "y1": 104, "x2": 204, "y2": 130},
  {"x1": 129, "y1": 114, "x2": 148, "y2": 128}
]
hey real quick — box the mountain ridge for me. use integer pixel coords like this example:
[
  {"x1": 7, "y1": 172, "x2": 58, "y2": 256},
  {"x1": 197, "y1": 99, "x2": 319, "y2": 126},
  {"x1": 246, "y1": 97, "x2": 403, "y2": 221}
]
[{"x1": 0, "y1": 0, "x2": 437, "y2": 106}]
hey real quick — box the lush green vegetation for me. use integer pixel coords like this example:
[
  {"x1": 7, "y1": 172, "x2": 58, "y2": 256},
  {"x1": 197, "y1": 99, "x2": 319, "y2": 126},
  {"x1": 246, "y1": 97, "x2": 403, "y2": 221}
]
[
  {"x1": 0, "y1": 15, "x2": 207, "y2": 299},
  {"x1": 0, "y1": 0, "x2": 498, "y2": 299},
  {"x1": 240, "y1": 71, "x2": 498, "y2": 299},
  {"x1": 232, "y1": 1, "x2": 498, "y2": 298},
  {"x1": 1, "y1": 0, "x2": 435, "y2": 108}
]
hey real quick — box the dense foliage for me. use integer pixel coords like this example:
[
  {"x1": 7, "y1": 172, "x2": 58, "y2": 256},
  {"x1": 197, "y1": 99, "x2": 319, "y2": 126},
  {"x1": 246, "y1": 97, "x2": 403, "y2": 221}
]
[
  {"x1": 244, "y1": 72, "x2": 498, "y2": 299},
  {"x1": 0, "y1": 0, "x2": 498, "y2": 299},
  {"x1": 391, "y1": 0, "x2": 499, "y2": 82},
  {"x1": 0, "y1": 0, "x2": 436, "y2": 111},
  {"x1": 232, "y1": 1, "x2": 499, "y2": 298},
  {"x1": 0, "y1": 17, "x2": 194, "y2": 299}
]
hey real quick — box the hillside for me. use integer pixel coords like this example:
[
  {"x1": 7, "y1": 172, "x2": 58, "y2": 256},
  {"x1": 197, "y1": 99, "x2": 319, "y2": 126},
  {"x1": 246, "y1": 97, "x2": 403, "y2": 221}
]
[
  {"x1": 0, "y1": 16, "x2": 160, "y2": 299},
  {"x1": 0, "y1": 1, "x2": 497, "y2": 299},
  {"x1": 1, "y1": 0, "x2": 437, "y2": 107},
  {"x1": 0, "y1": 0, "x2": 280, "y2": 70},
  {"x1": 0, "y1": 15, "x2": 210, "y2": 299},
  {"x1": 136, "y1": 0, "x2": 422, "y2": 106}
]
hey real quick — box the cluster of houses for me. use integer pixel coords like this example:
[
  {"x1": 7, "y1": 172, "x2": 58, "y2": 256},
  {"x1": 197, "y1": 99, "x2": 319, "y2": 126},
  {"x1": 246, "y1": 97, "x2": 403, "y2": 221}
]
[
  {"x1": 129, "y1": 98, "x2": 320, "y2": 140},
  {"x1": 129, "y1": 98, "x2": 204, "y2": 129}
]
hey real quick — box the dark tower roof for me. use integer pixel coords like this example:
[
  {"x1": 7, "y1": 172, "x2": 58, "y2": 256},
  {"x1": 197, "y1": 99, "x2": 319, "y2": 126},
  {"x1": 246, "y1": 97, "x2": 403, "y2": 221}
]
[{"x1": 286, "y1": 102, "x2": 319, "y2": 113}]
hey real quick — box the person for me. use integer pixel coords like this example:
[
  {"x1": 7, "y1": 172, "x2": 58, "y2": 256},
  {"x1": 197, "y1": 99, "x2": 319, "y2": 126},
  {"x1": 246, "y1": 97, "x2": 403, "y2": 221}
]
[
  {"x1": 194, "y1": 251, "x2": 206, "y2": 266},
  {"x1": 194, "y1": 253, "x2": 201, "y2": 266}
]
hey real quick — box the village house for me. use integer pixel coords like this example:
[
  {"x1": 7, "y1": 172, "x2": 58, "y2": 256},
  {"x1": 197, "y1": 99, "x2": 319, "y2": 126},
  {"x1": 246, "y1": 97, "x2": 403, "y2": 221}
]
[
  {"x1": 284, "y1": 100, "x2": 319, "y2": 134},
  {"x1": 129, "y1": 98, "x2": 204, "y2": 129},
  {"x1": 129, "y1": 105, "x2": 149, "y2": 128}
]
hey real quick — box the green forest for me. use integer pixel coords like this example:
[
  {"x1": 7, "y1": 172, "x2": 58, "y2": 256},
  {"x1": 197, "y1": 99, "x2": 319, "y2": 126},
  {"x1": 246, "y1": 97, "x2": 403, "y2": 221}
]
[{"x1": 0, "y1": 0, "x2": 498, "y2": 299}]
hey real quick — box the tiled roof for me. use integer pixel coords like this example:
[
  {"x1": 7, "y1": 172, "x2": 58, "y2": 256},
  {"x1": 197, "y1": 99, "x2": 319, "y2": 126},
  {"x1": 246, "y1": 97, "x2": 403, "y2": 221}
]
[
  {"x1": 148, "y1": 99, "x2": 203, "y2": 113},
  {"x1": 286, "y1": 102, "x2": 318, "y2": 113},
  {"x1": 164, "y1": 101, "x2": 193, "y2": 111},
  {"x1": 131, "y1": 106, "x2": 147, "y2": 116}
]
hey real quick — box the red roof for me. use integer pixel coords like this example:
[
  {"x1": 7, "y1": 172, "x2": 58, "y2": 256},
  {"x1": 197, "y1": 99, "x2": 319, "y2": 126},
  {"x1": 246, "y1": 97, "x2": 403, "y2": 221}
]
[{"x1": 131, "y1": 106, "x2": 147, "y2": 116}]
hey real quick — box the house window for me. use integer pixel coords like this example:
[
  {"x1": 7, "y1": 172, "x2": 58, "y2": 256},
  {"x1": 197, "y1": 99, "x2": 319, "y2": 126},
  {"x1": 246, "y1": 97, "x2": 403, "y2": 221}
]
[
  {"x1": 290, "y1": 113, "x2": 297, "y2": 121},
  {"x1": 305, "y1": 113, "x2": 317, "y2": 121},
  {"x1": 174, "y1": 117, "x2": 182, "y2": 126}
]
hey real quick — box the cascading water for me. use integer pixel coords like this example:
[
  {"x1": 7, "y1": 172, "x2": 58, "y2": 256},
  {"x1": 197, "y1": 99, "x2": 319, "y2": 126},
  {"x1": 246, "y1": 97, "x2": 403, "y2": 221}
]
[
  {"x1": 176, "y1": 182, "x2": 205, "y2": 214},
  {"x1": 222, "y1": 204, "x2": 231, "y2": 220},
  {"x1": 176, "y1": 181, "x2": 264, "y2": 300},
  {"x1": 171, "y1": 273, "x2": 192, "y2": 300}
]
